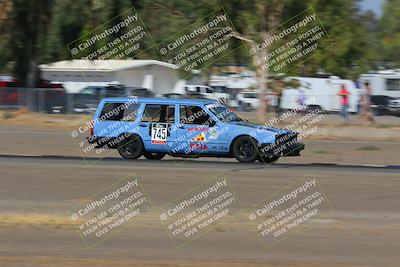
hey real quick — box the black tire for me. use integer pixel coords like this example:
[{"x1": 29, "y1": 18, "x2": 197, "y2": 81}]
[
  {"x1": 258, "y1": 155, "x2": 280, "y2": 164},
  {"x1": 307, "y1": 105, "x2": 322, "y2": 113},
  {"x1": 143, "y1": 152, "x2": 166, "y2": 160},
  {"x1": 373, "y1": 108, "x2": 382, "y2": 116},
  {"x1": 117, "y1": 136, "x2": 144, "y2": 159},
  {"x1": 232, "y1": 136, "x2": 259, "y2": 163}
]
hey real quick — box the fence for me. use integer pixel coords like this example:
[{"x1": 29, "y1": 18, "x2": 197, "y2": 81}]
[
  {"x1": 0, "y1": 87, "x2": 74, "y2": 114},
  {"x1": 0, "y1": 87, "x2": 358, "y2": 115}
]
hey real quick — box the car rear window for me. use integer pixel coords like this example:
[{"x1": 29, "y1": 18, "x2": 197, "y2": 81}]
[{"x1": 100, "y1": 102, "x2": 140, "y2": 121}]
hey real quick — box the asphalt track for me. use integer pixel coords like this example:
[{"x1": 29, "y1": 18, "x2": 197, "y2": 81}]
[
  {"x1": 1, "y1": 154, "x2": 400, "y2": 171},
  {"x1": 0, "y1": 154, "x2": 399, "y2": 267}
]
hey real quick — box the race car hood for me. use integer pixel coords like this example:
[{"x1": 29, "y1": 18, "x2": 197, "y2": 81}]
[
  {"x1": 230, "y1": 121, "x2": 290, "y2": 133},
  {"x1": 227, "y1": 121, "x2": 294, "y2": 144}
]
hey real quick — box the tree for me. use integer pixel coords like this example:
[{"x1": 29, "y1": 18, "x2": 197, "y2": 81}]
[
  {"x1": 7, "y1": 0, "x2": 52, "y2": 87},
  {"x1": 379, "y1": 0, "x2": 400, "y2": 67}
]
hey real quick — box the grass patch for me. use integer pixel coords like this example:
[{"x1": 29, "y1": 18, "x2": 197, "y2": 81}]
[
  {"x1": 376, "y1": 124, "x2": 393, "y2": 128},
  {"x1": 355, "y1": 145, "x2": 380, "y2": 151},
  {"x1": 2, "y1": 111, "x2": 15, "y2": 119},
  {"x1": 313, "y1": 150, "x2": 330, "y2": 154}
]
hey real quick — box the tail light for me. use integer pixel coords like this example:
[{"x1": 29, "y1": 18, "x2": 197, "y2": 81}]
[{"x1": 90, "y1": 123, "x2": 94, "y2": 137}]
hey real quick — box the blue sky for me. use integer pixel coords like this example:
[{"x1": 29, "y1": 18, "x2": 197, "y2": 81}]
[{"x1": 359, "y1": 0, "x2": 386, "y2": 16}]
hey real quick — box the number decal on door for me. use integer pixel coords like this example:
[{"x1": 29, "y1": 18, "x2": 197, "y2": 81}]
[{"x1": 151, "y1": 123, "x2": 168, "y2": 144}]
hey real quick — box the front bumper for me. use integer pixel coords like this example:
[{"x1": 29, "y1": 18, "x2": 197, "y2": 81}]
[
  {"x1": 388, "y1": 106, "x2": 400, "y2": 114},
  {"x1": 260, "y1": 132, "x2": 305, "y2": 157}
]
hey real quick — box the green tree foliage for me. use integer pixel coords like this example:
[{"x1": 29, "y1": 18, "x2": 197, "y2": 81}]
[
  {"x1": 0, "y1": 0, "x2": 396, "y2": 85},
  {"x1": 379, "y1": 0, "x2": 400, "y2": 67}
]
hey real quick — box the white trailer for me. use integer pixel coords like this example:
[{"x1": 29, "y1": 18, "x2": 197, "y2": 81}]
[
  {"x1": 359, "y1": 70, "x2": 400, "y2": 98},
  {"x1": 281, "y1": 76, "x2": 360, "y2": 113}
]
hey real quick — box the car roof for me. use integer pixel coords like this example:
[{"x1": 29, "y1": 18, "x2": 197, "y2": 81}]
[{"x1": 101, "y1": 97, "x2": 217, "y2": 105}]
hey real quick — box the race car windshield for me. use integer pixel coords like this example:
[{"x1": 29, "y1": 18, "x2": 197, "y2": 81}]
[{"x1": 207, "y1": 105, "x2": 243, "y2": 123}]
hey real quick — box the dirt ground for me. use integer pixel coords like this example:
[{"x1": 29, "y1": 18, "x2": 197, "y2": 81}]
[
  {"x1": 1, "y1": 109, "x2": 400, "y2": 141},
  {"x1": 0, "y1": 156, "x2": 399, "y2": 267}
]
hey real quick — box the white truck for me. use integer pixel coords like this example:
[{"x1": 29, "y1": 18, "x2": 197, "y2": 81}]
[
  {"x1": 183, "y1": 85, "x2": 230, "y2": 104},
  {"x1": 359, "y1": 70, "x2": 400, "y2": 98},
  {"x1": 359, "y1": 70, "x2": 400, "y2": 116},
  {"x1": 281, "y1": 76, "x2": 360, "y2": 113}
]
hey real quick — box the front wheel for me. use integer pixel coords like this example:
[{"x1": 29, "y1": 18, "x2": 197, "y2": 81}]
[
  {"x1": 117, "y1": 136, "x2": 144, "y2": 159},
  {"x1": 232, "y1": 136, "x2": 259, "y2": 163},
  {"x1": 143, "y1": 152, "x2": 166, "y2": 160}
]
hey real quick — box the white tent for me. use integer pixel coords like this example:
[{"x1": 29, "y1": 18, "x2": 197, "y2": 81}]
[{"x1": 39, "y1": 59, "x2": 180, "y2": 94}]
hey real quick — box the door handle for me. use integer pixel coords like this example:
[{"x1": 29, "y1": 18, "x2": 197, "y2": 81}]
[{"x1": 139, "y1": 123, "x2": 147, "y2": 127}]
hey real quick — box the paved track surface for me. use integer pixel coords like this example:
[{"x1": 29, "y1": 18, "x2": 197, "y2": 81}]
[{"x1": 0, "y1": 155, "x2": 399, "y2": 267}]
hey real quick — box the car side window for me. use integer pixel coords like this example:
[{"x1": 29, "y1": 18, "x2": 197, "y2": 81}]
[
  {"x1": 122, "y1": 103, "x2": 140, "y2": 121},
  {"x1": 100, "y1": 102, "x2": 125, "y2": 121},
  {"x1": 81, "y1": 87, "x2": 96, "y2": 95},
  {"x1": 105, "y1": 88, "x2": 125, "y2": 97},
  {"x1": 179, "y1": 105, "x2": 214, "y2": 125},
  {"x1": 99, "y1": 102, "x2": 140, "y2": 121},
  {"x1": 141, "y1": 104, "x2": 175, "y2": 123}
]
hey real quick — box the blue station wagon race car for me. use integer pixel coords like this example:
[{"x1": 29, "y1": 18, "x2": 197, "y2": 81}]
[{"x1": 88, "y1": 97, "x2": 304, "y2": 163}]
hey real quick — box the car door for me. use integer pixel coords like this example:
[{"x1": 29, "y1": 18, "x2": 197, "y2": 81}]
[
  {"x1": 170, "y1": 104, "x2": 221, "y2": 156},
  {"x1": 138, "y1": 103, "x2": 177, "y2": 152},
  {"x1": 94, "y1": 101, "x2": 141, "y2": 146}
]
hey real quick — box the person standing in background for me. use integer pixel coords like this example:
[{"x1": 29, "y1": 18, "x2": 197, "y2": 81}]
[
  {"x1": 362, "y1": 81, "x2": 375, "y2": 124},
  {"x1": 338, "y1": 84, "x2": 350, "y2": 122},
  {"x1": 297, "y1": 89, "x2": 307, "y2": 112}
]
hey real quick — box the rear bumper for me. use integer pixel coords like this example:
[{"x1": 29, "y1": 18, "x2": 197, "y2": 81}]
[{"x1": 86, "y1": 136, "x2": 121, "y2": 149}]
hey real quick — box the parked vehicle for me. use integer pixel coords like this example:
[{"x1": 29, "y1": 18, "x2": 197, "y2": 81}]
[
  {"x1": 236, "y1": 91, "x2": 260, "y2": 110},
  {"x1": 185, "y1": 92, "x2": 209, "y2": 99},
  {"x1": 0, "y1": 79, "x2": 21, "y2": 107},
  {"x1": 73, "y1": 85, "x2": 154, "y2": 113},
  {"x1": 388, "y1": 98, "x2": 400, "y2": 116},
  {"x1": 73, "y1": 85, "x2": 124, "y2": 113},
  {"x1": 160, "y1": 93, "x2": 186, "y2": 99},
  {"x1": 209, "y1": 71, "x2": 258, "y2": 89},
  {"x1": 125, "y1": 87, "x2": 155, "y2": 98},
  {"x1": 184, "y1": 85, "x2": 230, "y2": 104},
  {"x1": 360, "y1": 70, "x2": 400, "y2": 99},
  {"x1": 0, "y1": 78, "x2": 67, "y2": 113},
  {"x1": 88, "y1": 98, "x2": 305, "y2": 163},
  {"x1": 281, "y1": 76, "x2": 360, "y2": 113},
  {"x1": 371, "y1": 95, "x2": 400, "y2": 116}
]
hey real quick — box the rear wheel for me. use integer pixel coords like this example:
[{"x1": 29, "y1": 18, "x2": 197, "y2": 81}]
[
  {"x1": 143, "y1": 152, "x2": 166, "y2": 160},
  {"x1": 232, "y1": 136, "x2": 259, "y2": 163},
  {"x1": 117, "y1": 136, "x2": 144, "y2": 159}
]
